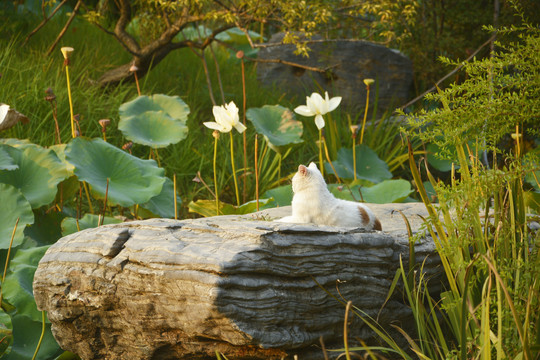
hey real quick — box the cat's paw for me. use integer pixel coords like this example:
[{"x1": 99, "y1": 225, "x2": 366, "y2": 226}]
[{"x1": 276, "y1": 216, "x2": 295, "y2": 223}]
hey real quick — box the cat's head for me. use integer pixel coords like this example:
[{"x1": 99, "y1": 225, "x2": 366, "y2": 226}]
[{"x1": 292, "y1": 162, "x2": 327, "y2": 193}]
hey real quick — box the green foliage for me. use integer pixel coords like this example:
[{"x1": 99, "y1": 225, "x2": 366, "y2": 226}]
[
  {"x1": 246, "y1": 105, "x2": 303, "y2": 154},
  {"x1": 65, "y1": 137, "x2": 166, "y2": 207},
  {"x1": 0, "y1": 184, "x2": 34, "y2": 249},
  {"x1": 326, "y1": 145, "x2": 393, "y2": 183},
  {"x1": 61, "y1": 214, "x2": 122, "y2": 237},
  {"x1": 118, "y1": 94, "x2": 190, "y2": 148}
]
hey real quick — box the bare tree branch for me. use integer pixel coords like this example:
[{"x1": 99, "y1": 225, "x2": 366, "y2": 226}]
[
  {"x1": 24, "y1": 0, "x2": 70, "y2": 46},
  {"x1": 45, "y1": 0, "x2": 82, "y2": 56}
]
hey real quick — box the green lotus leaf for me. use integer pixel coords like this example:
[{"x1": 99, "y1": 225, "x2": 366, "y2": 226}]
[
  {"x1": 0, "y1": 183, "x2": 34, "y2": 249},
  {"x1": 262, "y1": 184, "x2": 293, "y2": 207},
  {"x1": 118, "y1": 94, "x2": 189, "y2": 148},
  {"x1": 328, "y1": 180, "x2": 412, "y2": 204},
  {"x1": 188, "y1": 198, "x2": 272, "y2": 217},
  {"x1": 65, "y1": 137, "x2": 166, "y2": 207},
  {"x1": 61, "y1": 213, "x2": 123, "y2": 237},
  {"x1": 0, "y1": 307, "x2": 13, "y2": 356},
  {"x1": 119, "y1": 110, "x2": 188, "y2": 148},
  {"x1": 247, "y1": 105, "x2": 303, "y2": 153},
  {"x1": 0, "y1": 145, "x2": 17, "y2": 170},
  {"x1": 325, "y1": 145, "x2": 392, "y2": 183},
  {"x1": 6, "y1": 314, "x2": 62, "y2": 360},
  {"x1": 140, "y1": 177, "x2": 182, "y2": 218},
  {"x1": 216, "y1": 27, "x2": 264, "y2": 44},
  {"x1": 2, "y1": 246, "x2": 50, "y2": 322},
  {"x1": 23, "y1": 209, "x2": 65, "y2": 247},
  {"x1": 0, "y1": 144, "x2": 69, "y2": 208}
]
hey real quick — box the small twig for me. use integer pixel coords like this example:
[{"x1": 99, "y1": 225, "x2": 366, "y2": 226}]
[
  {"x1": 248, "y1": 57, "x2": 338, "y2": 74},
  {"x1": 46, "y1": 0, "x2": 82, "y2": 56}
]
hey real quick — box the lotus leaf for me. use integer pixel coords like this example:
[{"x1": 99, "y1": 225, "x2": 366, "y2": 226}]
[
  {"x1": 0, "y1": 183, "x2": 34, "y2": 249},
  {"x1": 326, "y1": 145, "x2": 392, "y2": 183},
  {"x1": 246, "y1": 105, "x2": 303, "y2": 153},
  {"x1": 262, "y1": 184, "x2": 293, "y2": 207},
  {"x1": 2, "y1": 246, "x2": 50, "y2": 322},
  {"x1": 328, "y1": 179, "x2": 413, "y2": 204},
  {"x1": 140, "y1": 177, "x2": 182, "y2": 218},
  {"x1": 61, "y1": 213, "x2": 123, "y2": 236},
  {"x1": 65, "y1": 137, "x2": 166, "y2": 207},
  {"x1": 119, "y1": 94, "x2": 189, "y2": 148},
  {"x1": 5, "y1": 314, "x2": 61, "y2": 360},
  {"x1": 0, "y1": 145, "x2": 17, "y2": 170},
  {"x1": 0, "y1": 308, "x2": 13, "y2": 356},
  {"x1": 0, "y1": 144, "x2": 69, "y2": 208},
  {"x1": 188, "y1": 198, "x2": 272, "y2": 217}
]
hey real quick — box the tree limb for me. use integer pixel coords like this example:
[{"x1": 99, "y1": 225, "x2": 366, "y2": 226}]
[
  {"x1": 24, "y1": 0, "x2": 70, "y2": 46},
  {"x1": 45, "y1": 0, "x2": 82, "y2": 56}
]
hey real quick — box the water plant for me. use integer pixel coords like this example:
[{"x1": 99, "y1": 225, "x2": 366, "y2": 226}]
[{"x1": 294, "y1": 91, "x2": 342, "y2": 178}]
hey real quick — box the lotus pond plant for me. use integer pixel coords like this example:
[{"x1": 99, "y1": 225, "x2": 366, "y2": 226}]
[
  {"x1": 204, "y1": 101, "x2": 247, "y2": 209},
  {"x1": 294, "y1": 91, "x2": 342, "y2": 177}
]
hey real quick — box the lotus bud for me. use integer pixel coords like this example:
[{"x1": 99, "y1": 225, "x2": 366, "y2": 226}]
[
  {"x1": 236, "y1": 50, "x2": 244, "y2": 59},
  {"x1": 511, "y1": 133, "x2": 522, "y2": 140},
  {"x1": 212, "y1": 130, "x2": 220, "y2": 139},
  {"x1": 99, "y1": 118, "x2": 111, "y2": 131},
  {"x1": 129, "y1": 63, "x2": 139, "y2": 72},
  {"x1": 363, "y1": 78, "x2": 375, "y2": 87}
]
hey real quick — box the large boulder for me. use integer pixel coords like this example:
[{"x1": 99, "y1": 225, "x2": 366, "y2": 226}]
[
  {"x1": 257, "y1": 33, "x2": 413, "y2": 114},
  {"x1": 33, "y1": 203, "x2": 441, "y2": 359}
]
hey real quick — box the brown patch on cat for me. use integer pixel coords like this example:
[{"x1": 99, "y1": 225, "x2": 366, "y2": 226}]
[
  {"x1": 358, "y1": 206, "x2": 370, "y2": 226},
  {"x1": 373, "y1": 217, "x2": 382, "y2": 231}
]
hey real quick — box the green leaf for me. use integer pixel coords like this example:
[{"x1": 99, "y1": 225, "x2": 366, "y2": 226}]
[
  {"x1": 118, "y1": 94, "x2": 189, "y2": 148},
  {"x1": 0, "y1": 144, "x2": 69, "y2": 208},
  {"x1": 426, "y1": 143, "x2": 457, "y2": 172},
  {"x1": 61, "y1": 213, "x2": 123, "y2": 237},
  {"x1": 2, "y1": 246, "x2": 50, "y2": 322},
  {"x1": 23, "y1": 209, "x2": 65, "y2": 247},
  {"x1": 262, "y1": 185, "x2": 293, "y2": 207},
  {"x1": 0, "y1": 308, "x2": 13, "y2": 357},
  {"x1": 246, "y1": 105, "x2": 303, "y2": 153},
  {"x1": 140, "y1": 177, "x2": 182, "y2": 218},
  {"x1": 65, "y1": 137, "x2": 166, "y2": 207},
  {"x1": 326, "y1": 145, "x2": 392, "y2": 183},
  {"x1": 0, "y1": 183, "x2": 34, "y2": 249},
  {"x1": 4, "y1": 313, "x2": 62, "y2": 360},
  {"x1": 188, "y1": 199, "x2": 273, "y2": 217},
  {"x1": 0, "y1": 145, "x2": 17, "y2": 171},
  {"x1": 359, "y1": 179, "x2": 413, "y2": 203},
  {"x1": 328, "y1": 180, "x2": 412, "y2": 204}
]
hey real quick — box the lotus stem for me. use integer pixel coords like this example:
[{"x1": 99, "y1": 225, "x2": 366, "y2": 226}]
[
  {"x1": 31, "y1": 311, "x2": 46, "y2": 360},
  {"x1": 239, "y1": 52, "x2": 247, "y2": 204},
  {"x1": 134, "y1": 72, "x2": 141, "y2": 96},
  {"x1": 83, "y1": 181, "x2": 94, "y2": 214},
  {"x1": 318, "y1": 129, "x2": 324, "y2": 178},
  {"x1": 98, "y1": 178, "x2": 109, "y2": 227},
  {"x1": 359, "y1": 84, "x2": 371, "y2": 145},
  {"x1": 0, "y1": 217, "x2": 19, "y2": 304},
  {"x1": 323, "y1": 137, "x2": 341, "y2": 183},
  {"x1": 64, "y1": 63, "x2": 76, "y2": 138},
  {"x1": 230, "y1": 132, "x2": 240, "y2": 207},
  {"x1": 254, "y1": 134, "x2": 259, "y2": 211},
  {"x1": 173, "y1": 173, "x2": 178, "y2": 220},
  {"x1": 213, "y1": 133, "x2": 219, "y2": 216},
  {"x1": 353, "y1": 141, "x2": 357, "y2": 182},
  {"x1": 343, "y1": 301, "x2": 352, "y2": 360}
]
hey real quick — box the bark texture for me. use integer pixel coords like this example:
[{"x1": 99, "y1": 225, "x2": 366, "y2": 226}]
[{"x1": 34, "y1": 203, "x2": 441, "y2": 359}]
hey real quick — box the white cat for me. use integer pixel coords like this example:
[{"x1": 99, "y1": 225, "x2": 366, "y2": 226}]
[{"x1": 278, "y1": 162, "x2": 382, "y2": 230}]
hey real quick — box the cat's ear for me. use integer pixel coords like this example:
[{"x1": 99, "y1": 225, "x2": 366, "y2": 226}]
[
  {"x1": 308, "y1": 162, "x2": 318, "y2": 171},
  {"x1": 298, "y1": 164, "x2": 308, "y2": 176}
]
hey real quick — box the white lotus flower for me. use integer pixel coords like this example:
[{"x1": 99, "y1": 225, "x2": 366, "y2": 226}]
[
  {"x1": 294, "y1": 91, "x2": 342, "y2": 130},
  {"x1": 0, "y1": 104, "x2": 9, "y2": 125},
  {"x1": 204, "y1": 101, "x2": 246, "y2": 134}
]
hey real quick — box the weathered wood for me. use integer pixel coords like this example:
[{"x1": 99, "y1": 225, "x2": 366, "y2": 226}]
[{"x1": 33, "y1": 203, "x2": 441, "y2": 359}]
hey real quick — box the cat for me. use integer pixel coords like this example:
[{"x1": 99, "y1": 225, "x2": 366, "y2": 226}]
[{"x1": 278, "y1": 162, "x2": 382, "y2": 230}]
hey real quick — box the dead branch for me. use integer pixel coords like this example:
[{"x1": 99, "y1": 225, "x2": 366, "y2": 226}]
[
  {"x1": 45, "y1": 0, "x2": 82, "y2": 56},
  {"x1": 248, "y1": 58, "x2": 338, "y2": 74},
  {"x1": 24, "y1": 0, "x2": 70, "y2": 46}
]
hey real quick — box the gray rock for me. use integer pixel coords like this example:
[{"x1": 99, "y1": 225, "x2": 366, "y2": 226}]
[
  {"x1": 257, "y1": 33, "x2": 413, "y2": 114},
  {"x1": 33, "y1": 203, "x2": 441, "y2": 359}
]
